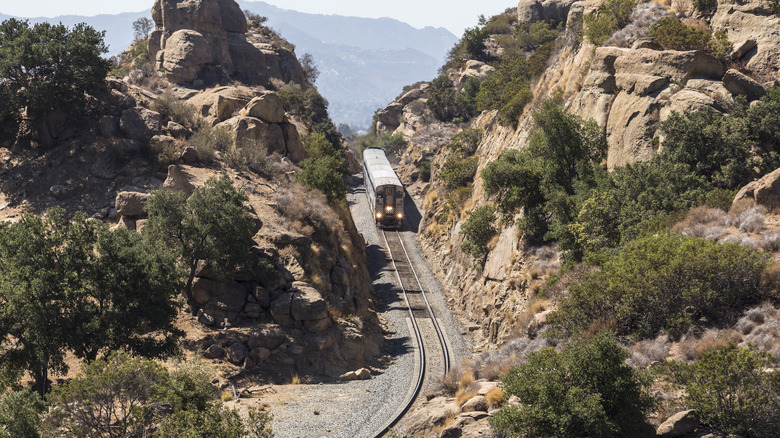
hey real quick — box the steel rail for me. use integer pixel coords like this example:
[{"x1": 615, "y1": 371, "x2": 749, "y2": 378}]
[{"x1": 373, "y1": 230, "x2": 450, "y2": 437}]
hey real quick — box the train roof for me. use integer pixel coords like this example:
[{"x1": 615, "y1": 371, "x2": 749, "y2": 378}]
[{"x1": 363, "y1": 148, "x2": 403, "y2": 188}]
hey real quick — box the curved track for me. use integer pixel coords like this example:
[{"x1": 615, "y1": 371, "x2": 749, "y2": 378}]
[{"x1": 374, "y1": 230, "x2": 451, "y2": 437}]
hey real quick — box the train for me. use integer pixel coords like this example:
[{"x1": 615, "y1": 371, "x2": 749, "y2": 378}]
[{"x1": 363, "y1": 148, "x2": 405, "y2": 229}]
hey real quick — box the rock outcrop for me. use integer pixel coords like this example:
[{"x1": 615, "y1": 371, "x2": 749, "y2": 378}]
[{"x1": 148, "y1": 0, "x2": 306, "y2": 87}]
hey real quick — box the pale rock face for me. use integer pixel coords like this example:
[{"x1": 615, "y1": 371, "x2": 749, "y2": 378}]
[
  {"x1": 149, "y1": 0, "x2": 306, "y2": 87},
  {"x1": 517, "y1": 0, "x2": 578, "y2": 24},
  {"x1": 711, "y1": 0, "x2": 780, "y2": 80},
  {"x1": 160, "y1": 30, "x2": 212, "y2": 83},
  {"x1": 733, "y1": 167, "x2": 780, "y2": 210},
  {"x1": 244, "y1": 93, "x2": 286, "y2": 124},
  {"x1": 215, "y1": 116, "x2": 286, "y2": 156},
  {"x1": 187, "y1": 86, "x2": 259, "y2": 125}
]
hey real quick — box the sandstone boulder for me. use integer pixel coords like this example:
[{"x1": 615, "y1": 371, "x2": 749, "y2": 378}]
[
  {"x1": 159, "y1": 30, "x2": 212, "y2": 84},
  {"x1": 517, "y1": 0, "x2": 577, "y2": 24},
  {"x1": 216, "y1": 116, "x2": 285, "y2": 156},
  {"x1": 163, "y1": 165, "x2": 196, "y2": 195},
  {"x1": 115, "y1": 191, "x2": 150, "y2": 217},
  {"x1": 225, "y1": 342, "x2": 249, "y2": 365},
  {"x1": 375, "y1": 103, "x2": 403, "y2": 129},
  {"x1": 612, "y1": 49, "x2": 724, "y2": 84},
  {"x1": 461, "y1": 395, "x2": 488, "y2": 413},
  {"x1": 187, "y1": 86, "x2": 257, "y2": 125},
  {"x1": 656, "y1": 410, "x2": 699, "y2": 438},
  {"x1": 248, "y1": 326, "x2": 286, "y2": 350},
  {"x1": 290, "y1": 283, "x2": 328, "y2": 322},
  {"x1": 167, "y1": 121, "x2": 189, "y2": 138},
  {"x1": 250, "y1": 347, "x2": 270, "y2": 364},
  {"x1": 733, "y1": 167, "x2": 780, "y2": 210},
  {"x1": 722, "y1": 69, "x2": 766, "y2": 101},
  {"x1": 281, "y1": 122, "x2": 306, "y2": 162},
  {"x1": 204, "y1": 344, "x2": 225, "y2": 359},
  {"x1": 270, "y1": 292, "x2": 294, "y2": 326},
  {"x1": 120, "y1": 107, "x2": 161, "y2": 141},
  {"x1": 244, "y1": 93, "x2": 285, "y2": 124}
]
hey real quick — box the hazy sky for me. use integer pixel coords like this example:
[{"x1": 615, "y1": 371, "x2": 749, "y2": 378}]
[{"x1": 0, "y1": 0, "x2": 518, "y2": 36}]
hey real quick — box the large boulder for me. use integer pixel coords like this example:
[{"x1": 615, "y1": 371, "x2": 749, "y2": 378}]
[
  {"x1": 248, "y1": 326, "x2": 286, "y2": 350},
  {"x1": 290, "y1": 283, "x2": 329, "y2": 322},
  {"x1": 244, "y1": 93, "x2": 285, "y2": 124},
  {"x1": 115, "y1": 191, "x2": 150, "y2": 217},
  {"x1": 149, "y1": 0, "x2": 306, "y2": 87},
  {"x1": 270, "y1": 292, "x2": 294, "y2": 326},
  {"x1": 517, "y1": 0, "x2": 578, "y2": 24},
  {"x1": 192, "y1": 278, "x2": 247, "y2": 313},
  {"x1": 281, "y1": 122, "x2": 306, "y2": 162},
  {"x1": 120, "y1": 107, "x2": 161, "y2": 141},
  {"x1": 163, "y1": 165, "x2": 196, "y2": 195},
  {"x1": 656, "y1": 410, "x2": 699, "y2": 438},
  {"x1": 722, "y1": 68, "x2": 766, "y2": 101},
  {"x1": 216, "y1": 116, "x2": 285, "y2": 156},
  {"x1": 159, "y1": 30, "x2": 212, "y2": 84},
  {"x1": 187, "y1": 86, "x2": 258, "y2": 125},
  {"x1": 733, "y1": 167, "x2": 780, "y2": 210}
]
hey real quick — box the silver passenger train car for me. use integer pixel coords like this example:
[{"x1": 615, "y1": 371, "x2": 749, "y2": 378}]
[{"x1": 363, "y1": 148, "x2": 405, "y2": 229}]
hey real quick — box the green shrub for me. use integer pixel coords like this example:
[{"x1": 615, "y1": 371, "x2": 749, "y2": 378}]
[
  {"x1": 0, "y1": 19, "x2": 110, "y2": 145},
  {"x1": 583, "y1": 0, "x2": 637, "y2": 46},
  {"x1": 670, "y1": 345, "x2": 780, "y2": 437},
  {"x1": 491, "y1": 331, "x2": 654, "y2": 437},
  {"x1": 482, "y1": 11, "x2": 517, "y2": 35},
  {"x1": 189, "y1": 124, "x2": 233, "y2": 163},
  {"x1": 0, "y1": 389, "x2": 45, "y2": 438},
  {"x1": 551, "y1": 233, "x2": 768, "y2": 339},
  {"x1": 461, "y1": 205, "x2": 498, "y2": 263},
  {"x1": 514, "y1": 21, "x2": 563, "y2": 51},
  {"x1": 439, "y1": 155, "x2": 479, "y2": 189},
  {"x1": 648, "y1": 17, "x2": 712, "y2": 51},
  {"x1": 377, "y1": 133, "x2": 408, "y2": 159},
  {"x1": 448, "y1": 128, "x2": 483, "y2": 156},
  {"x1": 692, "y1": 0, "x2": 718, "y2": 11},
  {"x1": 151, "y1": 92, "x2": 197, "y2": 128},
  {"x1": 660, "y1": 108, "x2": 764, "y2": 189},
  {"x1": 427, "y1": 74, "x2": 478, "y2": 123},
  {"x1": 418, "y1": 160, "x2": 431, "y2": 182},
  {"x1": 296, "y1": 155, "x2": 347, "y2": 201}
]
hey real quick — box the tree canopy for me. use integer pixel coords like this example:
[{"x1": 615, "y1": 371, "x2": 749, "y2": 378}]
[
  {"x1": 0, "y1": 210, "x2": 183, "y2": 396},
  {"x1": 145, "y1": 175, "x2": 256, "y2": 312},
  {"x1": 0, "y1": 19, "x2": 110, "y2": 145}
]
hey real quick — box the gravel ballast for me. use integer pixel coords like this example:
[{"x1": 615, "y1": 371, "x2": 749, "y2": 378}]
[{"x1": 263, "y1": 176, "x2": 471, "y2": 437}]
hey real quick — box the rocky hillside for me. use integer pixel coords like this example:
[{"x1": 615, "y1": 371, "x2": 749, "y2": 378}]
[
  {"x1": 374, "y1": 0, "x2": 780, "y2": 435},
  {"x1": 0, "y1": 0, "x2": 381, "y2": 383},
  {"x1": 376, "y1": 0, "x2": 780, "y2": 349}
]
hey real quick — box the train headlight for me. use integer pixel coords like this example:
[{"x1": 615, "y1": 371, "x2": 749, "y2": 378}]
[
  {"x1": 397, "y1": 213, "x2": 403, "y2": 219},
  {"x1": 376, "y1": 213, "x2": 383, "y2": 219},
  {"x1": 385, "y1": 205, "x2": 393, "y2": 212}
]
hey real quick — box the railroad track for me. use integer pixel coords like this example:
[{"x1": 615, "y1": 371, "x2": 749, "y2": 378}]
[{"x1": 374, "y1": 230, "x2": 450, "y2": 437}]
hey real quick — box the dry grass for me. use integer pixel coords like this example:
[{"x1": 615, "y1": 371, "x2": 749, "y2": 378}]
[
  {"x1": 485, "y1": 387, "x2": 504, "y2": 408},
  {"x1": 291, "y1": 374, "x2": 302, "y2": 385},
  {"x1": 582, "y1": 318, "x2": 618, "y2": 340},
  {"x1": 423, "y1": 190, "x2": 439, "y2": 209},
  {"x1": 432, "y1": 411, "x2": 458, "y2": 436},
  {"x1": 455, "y1": 388, "x2": 478, "y2": 407},
  {"x1": 738, "y1": 304, "x2": 780, "y2": 360},
  {"x1": 626, "y1": 335, "x2": 670, "y2": 369},
  {"x1": 221, "y1": 390, "x2": 234, "y2": 402},
  {"x1": 679, "y1": 329, "x2": 741, "y2": 361}
]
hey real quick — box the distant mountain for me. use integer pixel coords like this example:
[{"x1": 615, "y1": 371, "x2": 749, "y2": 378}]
[
  {"x1": 0, "y1": 2, "x2": 458, "y2": 129},
  {"x1": 237, "y1": 1, "x2": 458, "y2": 129}
]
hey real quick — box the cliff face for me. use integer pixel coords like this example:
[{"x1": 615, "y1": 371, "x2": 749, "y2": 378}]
[
  {"x1": 148, "y1": 0, "x2": 306, "y2": 87},
  {"x1": 379, "y1": 0, "x2": 780, "y2": 348}
]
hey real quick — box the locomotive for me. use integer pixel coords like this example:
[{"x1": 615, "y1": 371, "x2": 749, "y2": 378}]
[{"x1": 363, "y1": 148, "x2": 405, "y2": 229}]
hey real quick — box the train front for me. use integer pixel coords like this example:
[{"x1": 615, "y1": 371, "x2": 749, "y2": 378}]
[{"x1": 376, "y1": 185, "x2": 404, "y2": 229}]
